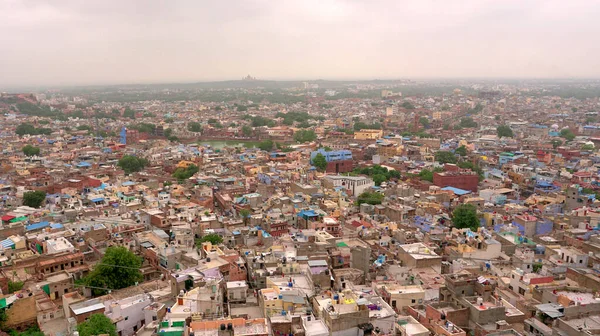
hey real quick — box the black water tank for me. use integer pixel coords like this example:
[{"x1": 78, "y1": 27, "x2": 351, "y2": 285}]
[
  {"x1": 220, "y1": 324, "x2": 226, "y2": 330},
  {"x1": 227, "y1": 323, "x2": 233, "y2": 330}
]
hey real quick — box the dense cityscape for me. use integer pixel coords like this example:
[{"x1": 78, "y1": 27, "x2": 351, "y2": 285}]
[{"x1": 1, "y1": 77, "x2": 600, "y2": 336}]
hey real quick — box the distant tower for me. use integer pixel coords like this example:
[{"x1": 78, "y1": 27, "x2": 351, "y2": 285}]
[{"x1": 120, "y1": 127, "x2": 127, "y2": 145}]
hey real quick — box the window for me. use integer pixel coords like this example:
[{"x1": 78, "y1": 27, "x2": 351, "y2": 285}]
[
  {"x1": 391, "y1": 300, "x2": 396, "y2": 307},
  {"x1": 125, "y1": 316, "x2": 128, "y2": 321},
  {"x1": 411, "y1": 299, "x2": 416, "y2": 304}
]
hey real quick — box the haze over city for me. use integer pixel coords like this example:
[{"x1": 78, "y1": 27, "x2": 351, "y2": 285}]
[{"x1": 2, "y1": 0, "x2": 600, "y2": 87}]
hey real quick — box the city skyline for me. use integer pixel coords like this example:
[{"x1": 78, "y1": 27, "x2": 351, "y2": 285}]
[{"x1": 2, "y1": 0, "x2": 600, "y2": 87}]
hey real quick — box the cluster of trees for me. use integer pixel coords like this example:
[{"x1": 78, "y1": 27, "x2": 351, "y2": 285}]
[
  {"x1": 81, "y1": 246, "x2": 143, "y2": 297},
  {"x1": 417, "y1": 167, "x2": 444, "y2": 182},
  {"x1": 356, "y1": 191, "x2": 385, "y2": 205},
  {"x1": 117, "y1": 155, "x2": 149, "y2": 174},
  {"x1": 173, "y1": 164, "x2": 199, "y2": 180},
  {"x1": 434, "y1": 151, "x2": 457, "y2": 164},
  {"x1": 293, "y1": 129, "x2": 317, "y2": 143},
  {"x1": 130, "y1": 123, "x2": 156, "y2": 134},
  {"x1": 123, "y1": 107, "x2": 136, "y2": 119},
  {"x1": 560, "y1": 128, "x2": 575, "y2": 141},
  {"x1": 16, "y1": 102, "x2": 59, "y2": 117},
  {"x1": 78, "y1": 314, "x2": 117, "y2": 336},
  {"x1": 23, "y1": 190, "x2": 46, "y2": 208},
  {"x1": 242, "y1": 114, "x2": 275, "y2": 127},
  {"x1": 352, "y1": 165, "x2": 401, "y2": 186},
  {"x1": 312, "y1": 153, "x2": 328, "y2": 171},
  {"x1": 256, "y1": 139, "x2": 293, "y2": 152},
  {"x1": 195, "y1": 233, "x2": 223, "y2": 248},
  {"x1": 459, "y1": 117, "x2": 478, "y2": 128},
  {"x1": 551, "y1": 139, "x2": 563, "y2": 149},
  {"x1": 457, "y1": 161, "x2": 484, "y2": 180},
  {"x1": 467, "y1": 103, "x2": 483, "y2": 114},
  {"x1": 452, "y1": 204, "x2": 480, "y2": 231},
  {"x1": 497, "y1": 125, "x2": 514, "y2": 138},
  {"x1": 419, "y1": 117, "x2": 430, "y2": 128},
  {"x1": 15, "y1": 123, "x2": 51, "y2": 136},
  {"x1": 22, "y1": 145, "x2": 40, "y2": 156},
  {"x1": 241, "y1": 125, "x2": 253, "y2": 136},
  {"x1": 353, "y1": 121, "x2": 382, "y2": 130},
  {"x1": 276, "y1": 111, "x2": 324, "y2": 126},
  {"x1": 207, "y1": 118, "x2": 223, "y2": 128},
  {"x1": 402, "y1": 101, "x2": 415, "y2": 109},
  {"x1": 401, "y1": 131, "x2": 435, "y2": 138},
  {"x1": 454, "y1": 145, "x2": 468, "y2": 156},
  {"x1": 188, "y1": 121, "x2": 202, "y2": 133}
]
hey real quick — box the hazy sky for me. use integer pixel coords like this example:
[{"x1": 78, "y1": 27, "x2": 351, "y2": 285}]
[{"x1": 2, "y1": 0, "x2": 600, "y2": 87}]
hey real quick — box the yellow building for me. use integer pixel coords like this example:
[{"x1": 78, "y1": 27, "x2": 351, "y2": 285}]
[
  {"x1": 176, "y1": 160, "x2": 196, "y2": 169},
  {"x1": 354, "y1": 129, "x2": 383, "y2": 140}
]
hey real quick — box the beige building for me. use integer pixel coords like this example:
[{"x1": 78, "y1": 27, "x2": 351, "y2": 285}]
[{"x1": 354, "y1": 129, "x2": 384, "y2": 140}]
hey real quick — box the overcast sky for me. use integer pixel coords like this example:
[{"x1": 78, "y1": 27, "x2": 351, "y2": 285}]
[{"x1": 1, "y1": 0, "x2": 600, "y2": 87}]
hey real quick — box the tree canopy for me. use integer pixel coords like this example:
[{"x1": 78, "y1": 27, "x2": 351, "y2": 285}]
[
  {"x1": 77, "y1": 313, "x2": 118, "y2": 336},
  {"x1": 459, "y1": 117, "x2": 478, "y2": 128},
  {"x1": 173, "y1": 164, "x2": 199, "y2": 180},
  {"x1": 356, "y1": 192, "x2": 384, "y2": 205},
  {"x1": 15, "y1": 123, "x2": 51, "y2": 136},
  {"x1": 419, "y1": 116, "x2": 430, "y2": 128},
  {"x1": 434, "y1": 151, "x2": 457, "y2": 164},
  {"x1": 551, "y1": 139, "x2": 563, "y2": 149},
  {"x1": 452, "y1": 204, "x2": 480, "y2": 231},
  {"x1": 117, "y1": 155, "x2": 149, "y2": 174},
  {"x1": 23, "y1": 190, "x2": 46, "y2": 208},
  {"x1": 196, "y1": 233, "x2": 223, "y2": 247},
  {"x1": 312, "y1": 153, "x2": 328, "y2": 171},
  {"x1": 560, "y1": 128, "x2": 575, "y2": 141},
  {"x1": 241, "y1": 125, "x2": 253, "y2": 136},
  {"x1": 496, "y1": 125, "x2": 514, "y2": 138},
  {"x1": 352, "y1": 165, "x2": 400, "y2": 186},
  {"x1": 293, "y1": 129, "x2": 317, "y2": 143},
  {"x1": 454, "y1": 145, "x2": 467, "y2": 156},
  {"x1": 83, "y1": 246, "x2": 142, "y2": 296},
  {"x1": 22, "y1": 145, "x2": 40, "y2": 156},
  {"x1": 188, "y1": 121, "x2": 203, "y2": 133}
]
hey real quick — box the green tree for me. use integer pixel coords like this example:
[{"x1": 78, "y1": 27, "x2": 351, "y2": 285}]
[
  {"x1": 72, "y1": 110, "x2": 85, "y2": 118},
  {"x1": 434, "y1": 151, "x2": 457, "y2": 164},
  {"x1": 496, "y1": 125, "x2": 514, "y2": 138},
  {"x1": 257, "y1": 139, "x2": 274, "y2": 151},
  {"x1": 402, "y1": 101, "x2": 415, "y2": 109},
  {"x1": 237, "y1": 105, "x2": 248, "y2": 112},
  {"x1": 294, "y1": 130, "x2": 317, "y2": 143},
  {"x1": 460, "y1": 117, "x2": 478, "y2": 128},
  {"x1": 239, "y1": 209, "x2": 251, "y2": 225},
  {"x1": 419, "y1": 117, "x2": 430, "y2": 128},
  {"x1": 312, "y1": 153, "x2": 328, "y2": 172},
  {"x1": 22, "y1": 145, "x2": 40, "y2": 156},
  {"x1": 455, "y1": 145, "x2": 467, "y2": 156},
  {"x1": 83, "y1": 246, "x2": 142, "y2": 296},
  {"x1": 188, "y1": 122, "x2": 202, "y2": 133},
  {"x1": 582, "y1": 144, "x2": 595, "y2": 151},
  {"x1": 77, "y1": 313, "x2": 117, "y2": 336},
  {"x1": 241, "y1": 125, "x2": 253, "y2": 136},
  {"x1": 123, "y1": 107, "x2": 135, "y2": 119},
  {"x1": 560, "y1": 128, "x2": 575, "y2": 141},
  {"x1": 173, "y1": 164, "x2": 199, "y2": 180},
  {"x1": 452, "y1": 204, "x2": 480, "y2": 231},
  {"x1": 372, "y1": 174, "x2": 387, "y2": 186},
  {"x1": 551, "y1": 139, "x2": 563, "y2": 149},
  {"x1": 208, "y1": 118, "x2": 218, "y2": 125},
  {"x1": 356, "y1": 192, "x2": 384, "y2": 205},
  {"x1": 196, "y1": 233, "x2": 223, "y2": 247},
  {"x1": 15, "y1": 123, "x2": 51, "y2": 136},
  {"x1": 117, "y1": 155, "x2": 149, "y2": 174},
  {"x1": 8, "y1": 280, "x2": 24, "y2": 293},
  {"x1": 418, "y1": 169, "x2": 434, "y2": 182},
  {"x1": 23, "y1": 190, "x2": 46, "y2": 208}
]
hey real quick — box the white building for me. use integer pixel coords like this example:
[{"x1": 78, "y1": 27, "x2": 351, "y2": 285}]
[
  {"x1": 324, "y1": 176, "x2": 374, "y2": 196},
  {"x1": 105, "y1": 293, "x2": 152, "y2": 336}
]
